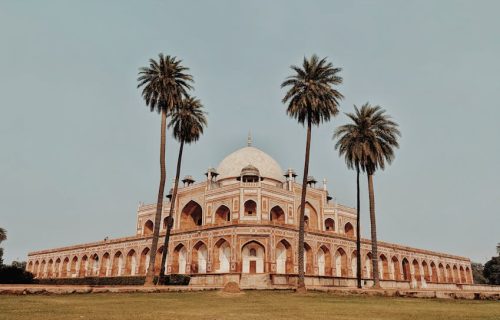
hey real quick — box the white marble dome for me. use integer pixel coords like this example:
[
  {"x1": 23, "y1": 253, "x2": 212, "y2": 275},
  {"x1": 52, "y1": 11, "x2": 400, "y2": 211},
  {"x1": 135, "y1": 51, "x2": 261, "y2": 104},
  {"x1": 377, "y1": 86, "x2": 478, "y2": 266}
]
[{"x1": 217, "y1": 146, "x2": 284, "y2": 182}]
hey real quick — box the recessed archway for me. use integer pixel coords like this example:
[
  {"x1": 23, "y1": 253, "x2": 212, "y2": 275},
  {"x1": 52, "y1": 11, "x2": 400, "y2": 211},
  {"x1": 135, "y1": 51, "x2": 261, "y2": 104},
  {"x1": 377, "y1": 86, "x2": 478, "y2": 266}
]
[
  {"x1": 270, "y1": 205, "x2": 285, "y2": 224},
  {"x1": 318, "y1": 245, "x2": 332, "y2": 276},
  {"x1": 402, "y1": 258, "x2": 410, "y2": 281},
  {"x1": 139, "y1": 248, "x2": 150, "y2": 275},
  {"x1": 54, "y1": 258, "x2": 61, "y2": 278},
  {"x1": 213, "y1": 239, "x2": 231, "y2": 273},
  {"x1": 214, "y1": 205, "x2": 231, "y2": 225},
  {"x1": 422, "y1": 260, "x2": 430, "y2": 282},
  {"x1": 412, "y1": 259, "x2": 421, "y2": 284},
  {"x1": 143, "y1": 220, "x2": 154, "y2": 236},
  {"x1": 325, "y1": 218, "x2": 335, "y2": 232},
  {"x1": 391, "y1": 256, "x2": 401, "y2": 280},
  {"x1": 334, "y1": 247, "x2": 347, "y2": 277},
  {"x1": 111, "y1": 251, "x2": 124, "y2": 276},
  {"x1": 438, "y1": 263, "x2": 445, "y2": 283},
  {"x1": 180, "y1": 200, "x2": 203, "y2": 230},
  {"x1": 364, "y1": 252, "x2": 373, "y2": 278},
  {"x1": 61, "y1": 258, "x2": 69, "y2": 278},
  {"x1": 242, "y1": 241, "x2": 265, "y2": 274},
  {"x1": 459, "y1": 266, "x2": 466, "y2": 284},
  {"x1": 172, "y1": 244, "x2": 187, "y2": 274},
  {"x1": 344, "y1": 222, "x2": 354, "y2": 238},
  {"x1": 47, "y1": 259, "x2": 54, "y2": 278},
  {"x1": 70, "y1": 256, "x2": 78, "y2": 277},
  {"x1": 303, "y1": 243, "x2": 313, "y2": 275},
  {"x1": 192, "y1": 241, "x2": 208, "y2": 274},
  {"x1": 276, "y1": 239, "x2": 293, "y2": 274},
  {"x1": 430, "y1": 261, "x2": 438, "y2": 283},
  {"x1": 445, "y1": 264, "x2": 452, "y2": 283},
  {"x1": 379, "y1": 254, "x2": 389, "y2": 280},
  {"x1": 125, "y1": 250, "x2": 138, "y2": 275},
  {"x1": 99, "y1": 253, "x2": 110, "y2": 276},
  {"x1": 78, "y1": 255, "x2": 88, "y2": 277},
  {"x1": 453, "y1": 265, "x2": 459, "y2": 284},
  {"x1": 90, "y1": 254, "x2": 99, "y2": 276},
  {"x1": 351, "y1": 250, "x2": 358, "y2": 278},
  {"x1": 302, "y1": 202, "x2": 318, "y2": 230},
  {"x1": 244, "y1": 200, "x2": 257, "y2": 216}
]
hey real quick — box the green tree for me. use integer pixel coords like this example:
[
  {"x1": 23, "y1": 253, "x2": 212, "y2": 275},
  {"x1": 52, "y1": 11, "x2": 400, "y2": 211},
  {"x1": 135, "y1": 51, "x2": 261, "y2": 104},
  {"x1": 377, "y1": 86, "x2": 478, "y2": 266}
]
[
  {"x1": 471, "y1": 262, "x2": 487, "y2": 284},
  {"x1": 281, "y1": 55, "x2": 343, "y2": 291},
  {"x1": 0, "y1": 227, "x2": 6, "y2": 266},
  {"x1": 484, "y1": 256, "x2": 500, "y2": 285},
  {"x1": 137, "y1": 54, "x2": 193, "y2": 285},
  {"x1": 158, "y1": 96, "x2": 207, "y2": 281},
  {"x1": 334, "y1": 110, "x2": 366, "y2": 288},
  {"x1": 340, "y1": 104, "x2": 400, "y2": 287}
]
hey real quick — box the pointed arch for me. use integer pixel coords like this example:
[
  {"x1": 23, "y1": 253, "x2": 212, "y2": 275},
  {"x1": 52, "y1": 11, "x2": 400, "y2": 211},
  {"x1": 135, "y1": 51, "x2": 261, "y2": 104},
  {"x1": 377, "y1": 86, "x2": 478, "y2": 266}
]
[
  {"x1": 213, "y1": 238, "x2": 231, "y2": 273},
  {"x1": 422, "y1": 260, "x2": 430, "y2": 282},
  {"x1": 334, "y1": 247, "x2": 348, "y2": 277},
  {"x1": 430, "y1": 261, "x2": 438, "y2": 283},
  {"x1": 143, "y1": 220, "x2": 154, "y2": 236},
  {"x1": 47, "y1": 259, "x2": 54, "y2": 278},
  {"x1": 379, "y1": 254, "x2": 389, "y2": 280},
  {"x1": 125, "y1": 249, "x2": 138, "y2": 275},
  {"x1": 180, "y1": 200, "x2": 203, "y2": 230},
  {"x1": 301, "y1": 202, "x2": 318, "y2": 230},
  {"x1": 171, "y1": 244, "x2": 187, "y2": 274},
  {"x1": 54, "y1": 258, "x2": 61, "y2": 278},
  {"x1": 111, "y1": 251, "x2": 124, "y2": 276},
  {"x1": 99, "y1": 253, "x2": 111, "y2": 277},
  {"x1": 364, "y1": 252, "x2": 373, "y2": 278},
  {"x1": 192, "y1": 241, "x2": 208, "y2": 274},
  {"x1": 90, "y1": 254, "x2": 99, "y2": 276},
  {"x1": 351, "y1": 250, "x2": 358, "y2": 278},
  {"x1": 70, "y1": 256, "x2": 78, "y2": 277},
  {"x1": 438, "y1": 263, "x2": 445, "y2": 283},
  {"x1": 344, "y1": 222, "x2": 354, "y2": 238},
  {"x1": 139, "y1": 248, "x2": 150, "y2": 275},
  {"x1": 391, "y1": 256, "x2": 401, "y2": 280},
  {"x1": 318, "y1": 245, "x2": 332, "y2": 276},
  {"x1": 78, "y1": 255, "x2": 88, "y2": 277},
  {"x1": 465, "y1": 266, "x2": 472, "y2": 284},
  {"x1": 244, "y1": 200, "x2": 257, "y2": 216},
  {"x1": 214, "y1": 205, "x2": 231, "y2": 225},
  {"x1": 276, "y1": 239, "x2": 293, "y2": 274},
  {"x1": 303, "y1": 242, "x2": 313, "y2": 274},
  {"x1": 242, "y1": 240, "x2": 265, "y2": 274},
  {"x1": 324, "y1": 218, "x2": 335, "y2": 232},
  {"x1": 270, "y1": 205, "x2": 285, "y2": 224},
  {"x1": 412, "y1": 259, "x2": 421, "y2": 283},
  {"x1": 445, "y1": 264, "x2": 452, "y2": 283},
  {"x1": 61, "y1": 257, "x2": 70, "y2": 278},
  {"x1": 459, "y1": 266, "x2": 466, "y2": 284},
  {"x1": 453, "y1": 265, "x2": 459, "y2": 284},
  {"x1": 402, "y1": 258, "x2": 410, "y2": 281}
]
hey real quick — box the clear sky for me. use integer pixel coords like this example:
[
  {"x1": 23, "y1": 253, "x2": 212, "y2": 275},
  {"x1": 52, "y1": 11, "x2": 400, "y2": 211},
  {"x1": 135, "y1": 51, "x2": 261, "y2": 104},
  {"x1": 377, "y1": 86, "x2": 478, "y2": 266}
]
[{"x1": 1, "y1": 0, "x2": 499, "y2": 264}]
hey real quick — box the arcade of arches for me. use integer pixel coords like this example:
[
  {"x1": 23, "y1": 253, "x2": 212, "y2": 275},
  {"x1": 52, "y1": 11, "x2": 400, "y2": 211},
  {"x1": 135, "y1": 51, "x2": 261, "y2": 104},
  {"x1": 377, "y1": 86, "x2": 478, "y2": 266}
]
[{"x1": 27, "y1": 144, "x2": 474, "y2": 289}]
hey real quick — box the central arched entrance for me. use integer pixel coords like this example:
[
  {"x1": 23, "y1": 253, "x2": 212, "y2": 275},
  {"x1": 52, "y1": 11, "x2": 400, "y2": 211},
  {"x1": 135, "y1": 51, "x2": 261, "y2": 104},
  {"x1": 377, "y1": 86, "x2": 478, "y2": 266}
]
[{"x1": 242, "y1": 241, "x2": 265, "y2": 274}]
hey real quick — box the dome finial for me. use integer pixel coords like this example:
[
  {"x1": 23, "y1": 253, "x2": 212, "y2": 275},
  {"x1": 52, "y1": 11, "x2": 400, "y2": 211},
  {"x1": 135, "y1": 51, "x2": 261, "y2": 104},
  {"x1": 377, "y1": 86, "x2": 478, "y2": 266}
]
[{"x1": 247, "y1": 131, "x2": 252, "y2": 147}]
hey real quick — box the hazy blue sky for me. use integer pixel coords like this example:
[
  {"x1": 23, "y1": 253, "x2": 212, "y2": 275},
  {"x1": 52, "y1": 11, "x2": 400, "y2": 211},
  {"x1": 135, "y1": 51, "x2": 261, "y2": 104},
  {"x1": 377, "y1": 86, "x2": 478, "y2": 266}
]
[{"x1": 1, "y1": 1, "x2": 499, "y2": 264}]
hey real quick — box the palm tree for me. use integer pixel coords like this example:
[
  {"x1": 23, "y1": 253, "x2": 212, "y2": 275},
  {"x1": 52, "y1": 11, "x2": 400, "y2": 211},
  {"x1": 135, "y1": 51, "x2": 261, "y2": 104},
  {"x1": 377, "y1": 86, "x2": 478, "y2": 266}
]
[
  {"x1": 337, "y1": 103, "x2": 400, "y2": 288},
  {"x1": 333, "y1": 114, "x2": 365, "y2": 289},
  {"x1": 137, "y1": 54, "x2": 193, "y2": 285},
  {"x1": 0, "y1": 227, "x2": 6, "y2": 266},
  {"x1": 158, "y1": 96, "x2": 207, "y2": 281},
  {"x1": 281, "y1": 55, "x2": 343, "y2": 291}
]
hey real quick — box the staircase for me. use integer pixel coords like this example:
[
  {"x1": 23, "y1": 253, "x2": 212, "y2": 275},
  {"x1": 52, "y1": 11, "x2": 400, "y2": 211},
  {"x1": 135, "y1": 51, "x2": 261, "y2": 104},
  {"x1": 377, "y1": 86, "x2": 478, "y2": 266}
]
[{"x1": 239, "y1": 273, "x2": 272, "y2": 289}]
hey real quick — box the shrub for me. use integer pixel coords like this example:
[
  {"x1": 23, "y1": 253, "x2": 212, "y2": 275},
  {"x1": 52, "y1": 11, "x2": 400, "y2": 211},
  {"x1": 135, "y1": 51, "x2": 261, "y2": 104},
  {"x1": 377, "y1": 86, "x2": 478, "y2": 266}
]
[
  {"x1": 0, "y1": 265, "x2": 35, "y2": 284},
  {"x1": 158, "y1": 274, "x2": 191, "y2": 286},
  {"x1": 36, "y1": 276, "x2": 146, "y2": 286}
]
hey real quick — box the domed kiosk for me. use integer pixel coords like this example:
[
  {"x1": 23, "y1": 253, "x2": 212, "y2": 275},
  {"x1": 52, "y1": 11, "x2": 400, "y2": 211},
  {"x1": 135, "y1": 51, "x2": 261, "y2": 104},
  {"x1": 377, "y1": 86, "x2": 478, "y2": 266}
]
[{"x1": 27, "y1": 137, "x2": 473, "y2": 289}]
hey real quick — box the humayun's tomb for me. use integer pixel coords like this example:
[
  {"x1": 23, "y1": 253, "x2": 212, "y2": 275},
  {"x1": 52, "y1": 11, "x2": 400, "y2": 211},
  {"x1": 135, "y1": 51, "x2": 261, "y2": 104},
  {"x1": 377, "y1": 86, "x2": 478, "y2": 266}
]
[{"x1": 26, "y1": 139, "x2": 473, "y2": 289}]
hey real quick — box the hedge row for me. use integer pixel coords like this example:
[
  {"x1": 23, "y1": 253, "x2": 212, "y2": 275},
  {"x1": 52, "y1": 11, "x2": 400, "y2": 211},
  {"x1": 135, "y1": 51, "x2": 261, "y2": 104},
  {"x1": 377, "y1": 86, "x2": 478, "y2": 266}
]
[{"x1": 35, "y1": 274, "x2": 190, "y2": 286}]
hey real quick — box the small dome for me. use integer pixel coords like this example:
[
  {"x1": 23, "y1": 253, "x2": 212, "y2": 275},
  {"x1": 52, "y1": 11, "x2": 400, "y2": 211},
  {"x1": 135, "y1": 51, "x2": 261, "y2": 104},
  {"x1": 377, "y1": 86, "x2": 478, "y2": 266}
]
[
  {"x1": 241, "y1": 164, "x2": 260, "y2": 176},
  {"x1": 217, "y1": 146, "x2": 284, "y2": 182}
]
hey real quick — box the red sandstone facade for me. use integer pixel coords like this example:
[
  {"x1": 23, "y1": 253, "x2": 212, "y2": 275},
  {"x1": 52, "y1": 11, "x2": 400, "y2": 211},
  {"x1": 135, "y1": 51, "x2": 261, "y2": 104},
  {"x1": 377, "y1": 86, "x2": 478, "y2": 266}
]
[{"x1": 26, "y1": 144, "x2": 472, "y2": 289}]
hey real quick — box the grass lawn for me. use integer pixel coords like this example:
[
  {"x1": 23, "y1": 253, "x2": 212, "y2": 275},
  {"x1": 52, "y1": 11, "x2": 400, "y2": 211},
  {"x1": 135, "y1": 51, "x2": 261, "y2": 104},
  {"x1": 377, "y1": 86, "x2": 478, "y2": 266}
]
[{"x1": 0, "y1": 291, "x2": 499, "y2": 320}]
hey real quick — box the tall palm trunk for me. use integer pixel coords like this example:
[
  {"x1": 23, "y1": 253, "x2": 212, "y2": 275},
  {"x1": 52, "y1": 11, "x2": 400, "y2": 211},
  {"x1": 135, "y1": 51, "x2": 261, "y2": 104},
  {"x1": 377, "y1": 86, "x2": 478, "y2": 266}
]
[
  {"x1": 367, "y1": 172, "x2": 380, "y2": 288},
  {"x1": 356, "y1": 166, "x2": 362, "y2": 289},
  {"x1": 144, "y1": 110, "x2": 167, "y2": 286},
  {"x1": 159, "y1": 140, "x2": 184, "y2": 281},
  {"x1": 297, "y1": 117, "x2": 312, "y2": 291}
]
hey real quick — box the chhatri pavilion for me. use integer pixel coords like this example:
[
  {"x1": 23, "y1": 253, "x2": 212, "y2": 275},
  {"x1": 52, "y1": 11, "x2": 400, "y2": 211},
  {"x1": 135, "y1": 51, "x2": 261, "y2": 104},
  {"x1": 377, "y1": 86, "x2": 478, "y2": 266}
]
[{"x1": 26, "y1": 137, "x2": 472, "y2": 289}]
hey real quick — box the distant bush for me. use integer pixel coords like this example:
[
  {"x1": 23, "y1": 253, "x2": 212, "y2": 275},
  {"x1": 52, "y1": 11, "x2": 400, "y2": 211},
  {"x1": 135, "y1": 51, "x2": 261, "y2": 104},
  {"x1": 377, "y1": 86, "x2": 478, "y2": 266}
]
[
  {"x1": 159, "y1": 274, "x2": 191, "y2": 285},
  {"x1": 0, "y1": 265, "x2": 35, "y2": 284},
  {"x1": 36, "y1": 276, "x2": 146, "y2": 286}
]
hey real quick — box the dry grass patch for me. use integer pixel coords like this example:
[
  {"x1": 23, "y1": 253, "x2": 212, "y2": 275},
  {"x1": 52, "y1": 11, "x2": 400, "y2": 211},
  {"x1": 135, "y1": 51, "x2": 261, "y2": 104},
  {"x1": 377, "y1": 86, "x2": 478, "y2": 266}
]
[{"x1": 0, "y1": 290, "x2": 499, "y2": 320}]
